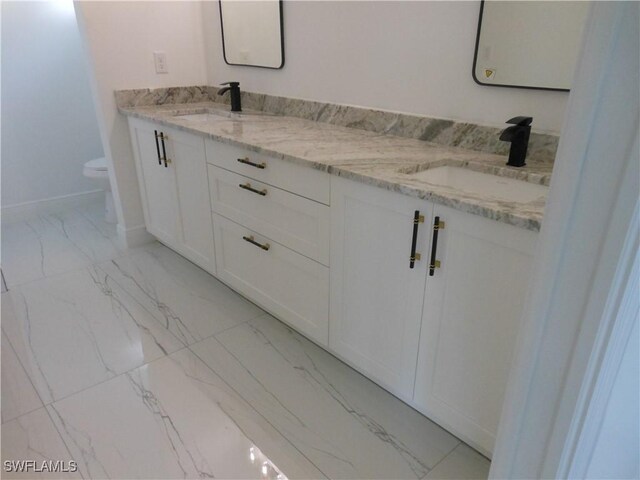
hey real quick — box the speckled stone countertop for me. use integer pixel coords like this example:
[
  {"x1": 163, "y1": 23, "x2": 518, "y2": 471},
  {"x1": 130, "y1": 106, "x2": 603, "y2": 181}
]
[{"x1": 119, "y1": 102, "x2": 553, "y2": 231}]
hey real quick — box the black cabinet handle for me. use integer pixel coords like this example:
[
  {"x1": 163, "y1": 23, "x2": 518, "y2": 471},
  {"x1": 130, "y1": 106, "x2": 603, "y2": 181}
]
[
  {"x1": 242, "y1": 235, "x2": 270, "y2": 251},
  {"x1": 237, "y1": 157, "x2": 266, "y2": 169},
  {"x1": 409, "y1": 210, "x2": 424, "y2": 269},
  {"x1": 160, "y1": 132, "x2": 169, "y2": 168},
  {"x1": 429, "y1": 216, "x2": 444, "y2": 276},
  {"x1": 154, "y1": 130, "x2": 162, "y2": 165},
  {"x1": 239, "y1": 183, "x2": 267, "y2": 196}
]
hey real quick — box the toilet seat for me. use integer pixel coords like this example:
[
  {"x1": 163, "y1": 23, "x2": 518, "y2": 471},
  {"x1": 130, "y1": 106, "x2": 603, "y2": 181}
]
[
  {"x1": 83, "y1": 158, "x2": 109, "y2": 179},
  {"x1": 85, "y1": 158, "x2": 107, "y2": 171}
]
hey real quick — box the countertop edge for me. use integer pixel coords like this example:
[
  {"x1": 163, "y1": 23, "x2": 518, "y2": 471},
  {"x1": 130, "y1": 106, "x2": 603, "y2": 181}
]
[{"x1": 119, "y1": 106, "x2": 545, "y2": 232}]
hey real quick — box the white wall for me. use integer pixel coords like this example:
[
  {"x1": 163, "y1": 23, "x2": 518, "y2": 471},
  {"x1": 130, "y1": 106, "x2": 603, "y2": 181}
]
[
  {"x1": 489, "y1": 2, "x2": 639, "y2": 477},
  {"x1": 1, "y1": 1, "x2": 103, "y2": 208},
  {"x1": 75, "y1": 1, "x2": 208, "y2": 241},
  {"x1": 586, "y1": 315, "x2": 640, "y2": 479},
  {"x1": 204, "y1": 1, "x2": 570, "y2": 134},
  {"x1": 76, "y1": 0, "x2": 572, "y2": 243}
]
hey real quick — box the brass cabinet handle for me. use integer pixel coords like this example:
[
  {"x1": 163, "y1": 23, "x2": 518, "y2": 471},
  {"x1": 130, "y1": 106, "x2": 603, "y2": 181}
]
[
  {"x1": 243, "y1": 235, "x2": 270, "y2": 251},
  {"x1": 409, "y1": 210, "x2": 425, "y2": 268},
  {"x1": 237, "y1": 157, "x2": 266, "y2": 169},
  {"x1": 239, "y1": 183, "x2": 267, "y2": 196},
  {"x1": 429, "y1": 216, "x2": 445, "y2": 276}
]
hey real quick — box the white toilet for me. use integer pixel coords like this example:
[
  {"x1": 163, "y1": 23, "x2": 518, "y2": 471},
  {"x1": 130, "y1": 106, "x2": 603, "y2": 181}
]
[{"x1": 83, "y1": 157, "x2": 116, "y2": 223}]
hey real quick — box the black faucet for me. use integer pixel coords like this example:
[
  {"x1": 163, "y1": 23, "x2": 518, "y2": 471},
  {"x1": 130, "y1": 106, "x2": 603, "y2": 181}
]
[
  {"x1": 499, "y1": 116, "x2": 533, "y2": 167},
  {"x1": 218, "y1": 82, "x2": 242, "y2": 112}
]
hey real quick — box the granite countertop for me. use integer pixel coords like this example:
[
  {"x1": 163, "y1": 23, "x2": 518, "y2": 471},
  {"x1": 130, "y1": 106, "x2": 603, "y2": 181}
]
[{"x1": 119, "y1": 102, "x2": 553, "y2": 231}]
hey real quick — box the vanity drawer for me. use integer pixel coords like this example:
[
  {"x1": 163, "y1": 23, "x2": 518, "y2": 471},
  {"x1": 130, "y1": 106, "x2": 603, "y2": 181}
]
[
  {"x1": 212, "y1": 213, "x2": 329, "y2": 346},
  {"x1": 208, "y1": 165, "x2": 330, "y2": 266},
  {"x1": 205, "y1": 139, "x2": 330, "y2": 205}
]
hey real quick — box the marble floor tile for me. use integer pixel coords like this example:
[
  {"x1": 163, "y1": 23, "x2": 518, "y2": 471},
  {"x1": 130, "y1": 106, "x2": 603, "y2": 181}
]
[
  {"x1": 1, "y1": 219, "x2": 92, "y2": 287},
  {"x1": 2, "y1": 266, "x2": 184, "y2": 404},
  {"x1": 1, "y1": 216, "x2": 57, "y2": 243},
  {"x1": 423, "y1": 444, "x2": 490, "y2": 479},
  {"x1": 190, "y1": 314, "x2": 460, "y2": 479},
  {"x1": 2, "y1": 330, "x2": 43, "y2": 423},
  {"x1": 41, "y1": 209, "x2": 122, "y2": 264},
  {"x1": 1, "y1": 408, "x2": 81, "y2": 479},
  {"x1": 48, "y1": 349, "x2": 324, "y2": 479},
  {"x1": 98, "y1": 243, "x2": 263, "y2": 345},
  {"x1": 74, "y1": 200, "x2": 118, "y2": 240},
  {"x1": 1, "y1": 204, "x2": 486, "y2": 479}
]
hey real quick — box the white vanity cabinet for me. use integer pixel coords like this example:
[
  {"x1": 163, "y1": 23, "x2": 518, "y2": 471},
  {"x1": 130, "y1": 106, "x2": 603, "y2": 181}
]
[
  {"x1": 128, "y1": 111, "x2": 539, "y2": 457},
  {"x1": 414, "y1": 205, "x2": 537, "y2": 456},
  {"x1": 206, "y1": 138, "x2": 331, "y2": 346},
  {"x1": 128, "y1": 118, "x2": 215, "y2": 272},
  {"x1": 329, "y1": 177, "x2": 433, "y2": 401},
  {"x1": 330, "y1": 176, "x2": 537, "y2": 455}
]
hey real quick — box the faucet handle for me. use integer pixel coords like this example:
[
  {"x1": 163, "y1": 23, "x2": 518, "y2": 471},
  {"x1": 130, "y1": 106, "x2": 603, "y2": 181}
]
[
  {"x1": 220, "y1": 81, "x2": 239, "y2": 88},
  {"x1": 506, "y1": 116, "x2": 533, "y2": 127}
]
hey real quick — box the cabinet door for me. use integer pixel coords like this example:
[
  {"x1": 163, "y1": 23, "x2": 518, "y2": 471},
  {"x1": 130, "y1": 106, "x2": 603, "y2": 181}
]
[
  {"x1": 165, "y1": 127, "x2": 215, "y2": 272},
  {"x1": 129, "y1": 119, "x2": 179, "y2": 247},
  {"x1": 329, "y1": 177, "x2": 432, "y2": 401},
  {"x1": 414, "y1": 205, "x2": 537, "y2": 456}
]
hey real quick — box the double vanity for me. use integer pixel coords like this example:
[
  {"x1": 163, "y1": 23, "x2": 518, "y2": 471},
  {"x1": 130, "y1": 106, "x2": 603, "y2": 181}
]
[{"x1": 121, "y1": 97, "x2": 551, "y2": 458}]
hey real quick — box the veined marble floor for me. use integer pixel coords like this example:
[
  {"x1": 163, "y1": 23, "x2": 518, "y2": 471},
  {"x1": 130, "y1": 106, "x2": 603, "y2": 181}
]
[{"x1": 1, "y1": 201, "x2": 490, "y2": 479}]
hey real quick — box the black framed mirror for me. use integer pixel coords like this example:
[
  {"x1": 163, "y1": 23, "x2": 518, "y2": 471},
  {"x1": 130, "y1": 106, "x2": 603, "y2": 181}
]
[
  {"x1": 219, "y1": 0, "x2": 284, "y2": 69},
  {"x1": 472, "y1": 0, "x2": 589, "y2": 91}
]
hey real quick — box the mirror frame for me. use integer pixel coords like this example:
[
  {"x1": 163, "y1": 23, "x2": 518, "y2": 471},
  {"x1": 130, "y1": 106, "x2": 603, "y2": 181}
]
[
  {"x1": 472, "y1": 0, "x2": 571, "y2": 92},
  {"x1": 219, "y1": 0, "x2": 285, "y2": 70}
]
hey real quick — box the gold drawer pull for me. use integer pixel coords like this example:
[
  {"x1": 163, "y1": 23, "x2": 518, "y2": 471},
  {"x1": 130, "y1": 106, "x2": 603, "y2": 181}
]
[
  {"x1": 237, "y1": 157, "x2": 266, "y2": 169},
  {"x1": 243, "y1": 235, "x2": 270, "y2": 251},
  {"x1": 239, "y1": 183, "x2": 267, "y2": 196}
]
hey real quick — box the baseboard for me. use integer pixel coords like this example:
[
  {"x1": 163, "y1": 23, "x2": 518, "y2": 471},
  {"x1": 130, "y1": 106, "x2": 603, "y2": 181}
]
[
  {"x1": 1, "y1": 190, "x2": 104, "y2": 223},
  {"x1": 116, "y1": 223, "x2": 155, "y2": 249}
]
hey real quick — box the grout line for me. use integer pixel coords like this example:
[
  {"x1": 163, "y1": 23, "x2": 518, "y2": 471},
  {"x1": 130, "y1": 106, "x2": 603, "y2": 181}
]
[
  {"x1": 195, "y1": 314, "x2": 256, "y2": 342},
  {"x1": 420, "y1": 441, "x2": 462, "y2": 480},
  {"x1": 3, "y1": 327, "x2": 189, "y2": 410},
  {"x1": 1, "y1": 403, "x2": 43, "y2": 425},
  {"x1": 39, "y1": 344, "x2": 192, "y2": 409},
  {"x1": 1, "y1": 284, "x2": 191, "y2": 411}
]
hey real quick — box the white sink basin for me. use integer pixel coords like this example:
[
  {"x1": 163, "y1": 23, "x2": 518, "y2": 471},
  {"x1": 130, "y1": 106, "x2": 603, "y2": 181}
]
[
  {"x1": 175, "y1": 113, "x2": 224, "y2": 122},
  {"x1": 175, "y1": 110, "x2": 269, "y2": 122},
  {"x1": 406, "y1": 166, "x2": 548, "y2": 203}
]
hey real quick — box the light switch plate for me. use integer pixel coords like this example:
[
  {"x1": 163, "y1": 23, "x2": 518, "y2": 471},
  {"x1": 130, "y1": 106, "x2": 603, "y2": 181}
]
[{"x1": 153, "y1": 51, "x2": 168, "y2": 74}]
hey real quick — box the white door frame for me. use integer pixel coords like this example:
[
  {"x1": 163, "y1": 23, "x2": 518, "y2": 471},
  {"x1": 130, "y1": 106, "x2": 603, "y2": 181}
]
[{"x1": 490, "y1": 2, "x2": 639, "y2": 478}]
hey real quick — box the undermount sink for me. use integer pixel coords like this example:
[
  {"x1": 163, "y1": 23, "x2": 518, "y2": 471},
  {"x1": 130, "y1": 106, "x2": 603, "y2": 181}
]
[
  {"x1": 404, "y1": 166, "x2": 548, "y2": 203},
  {"x1": 174, "y1": 110, "x2": 269, "y2": 122}
]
